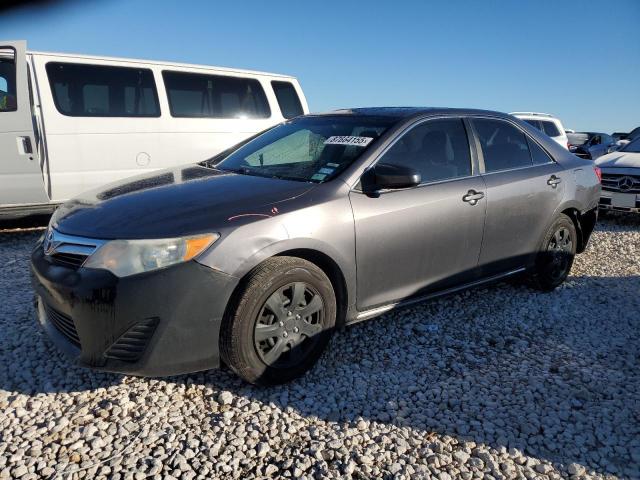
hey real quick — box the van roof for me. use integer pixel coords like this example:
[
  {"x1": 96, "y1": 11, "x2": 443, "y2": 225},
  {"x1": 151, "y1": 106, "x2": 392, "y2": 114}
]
[{"x1": 28, "y1": 50, "x2": 296, "y2": 79}]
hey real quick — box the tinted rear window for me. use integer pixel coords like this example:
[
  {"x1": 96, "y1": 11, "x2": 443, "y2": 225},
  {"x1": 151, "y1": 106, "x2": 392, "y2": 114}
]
[
  {"x1": 540, "y1": 120, "x2": 561, "y2": 137},
  {"x1": 473, "y1": 118, "x2": 532, "y2": 172},
  {"x1": 46, "y1": 62, "x2": 160, "y2": 117},
  {"x1": 163, "y1": 71, "x2": 270, "y2": 119},
  {"x1": 523, "y1": 119, "x2": 541, "y2": 130},
  {"x1": 272, "y1": 81, "x2": 303, "y2": 119}
]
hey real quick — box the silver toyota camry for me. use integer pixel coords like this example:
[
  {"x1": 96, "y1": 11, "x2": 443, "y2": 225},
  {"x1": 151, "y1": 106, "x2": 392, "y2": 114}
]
[{"x1": 31, "y1": 108, "x2": 601, "y2": 385}]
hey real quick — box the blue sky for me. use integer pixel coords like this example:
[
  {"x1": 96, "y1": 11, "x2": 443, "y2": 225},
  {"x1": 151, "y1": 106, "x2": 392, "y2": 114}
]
[{"x1": 2, "y1": 0, "x2": 639, "y2": 132}]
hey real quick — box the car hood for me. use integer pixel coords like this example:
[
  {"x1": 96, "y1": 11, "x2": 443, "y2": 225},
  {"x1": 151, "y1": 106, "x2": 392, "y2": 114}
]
[
  {"x1": 53, "y1": 165, "x2": 316, "y2": 239},
  {"x1": 595, "y1": 152, "x2": 640, "y2": 169}
]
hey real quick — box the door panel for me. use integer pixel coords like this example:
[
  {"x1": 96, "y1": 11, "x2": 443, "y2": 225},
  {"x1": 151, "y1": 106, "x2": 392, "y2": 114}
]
[
  {"x1": 0, "y1": 40, "x2": 48, "y2": 205},
  {"x1": 478, "y1": 162, "x2": 565, "y2": 274},
  {"x1": 350, "y1": 176, "x2": 487, "y2": 310}
]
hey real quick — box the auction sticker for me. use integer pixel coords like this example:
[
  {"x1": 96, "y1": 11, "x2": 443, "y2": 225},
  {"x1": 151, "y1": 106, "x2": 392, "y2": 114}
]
[{"x1": 324, "y1": 136, "x2": 373, "y2": 147}]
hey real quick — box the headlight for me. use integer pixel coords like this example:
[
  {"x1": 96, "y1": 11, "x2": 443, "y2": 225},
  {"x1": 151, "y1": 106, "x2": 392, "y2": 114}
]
[{"x1": 83, "y1": 233, "x2": 218, "y2": 277}]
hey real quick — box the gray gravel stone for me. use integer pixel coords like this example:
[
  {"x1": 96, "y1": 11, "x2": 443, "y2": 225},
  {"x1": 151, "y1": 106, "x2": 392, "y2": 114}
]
[{"x1": 0, "y1": 216, "x2": 638, "y2": 479}]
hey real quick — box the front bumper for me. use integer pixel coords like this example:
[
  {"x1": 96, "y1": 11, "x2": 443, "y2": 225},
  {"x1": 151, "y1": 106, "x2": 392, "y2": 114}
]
[
  {"x1": 599, "y1": 191, "x2": 640, "y2": 214},
  {"x1": 30, "y1": 240, "x2": 239, "y2": 377}
]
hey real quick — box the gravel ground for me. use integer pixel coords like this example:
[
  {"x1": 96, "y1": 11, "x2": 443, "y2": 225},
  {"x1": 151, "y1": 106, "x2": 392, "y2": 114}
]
[{"x1": 0, "y1": 214, "x2": 638, "y2": 480}]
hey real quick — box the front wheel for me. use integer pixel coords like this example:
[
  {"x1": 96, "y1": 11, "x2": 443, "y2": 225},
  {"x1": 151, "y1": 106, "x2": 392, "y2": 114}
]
[
  {"x1": 527, "y1": 213, "x2": 577, "y2": 291},
  {"x1": 220, "y1": 257, "x2": 336, "y2": 385}
]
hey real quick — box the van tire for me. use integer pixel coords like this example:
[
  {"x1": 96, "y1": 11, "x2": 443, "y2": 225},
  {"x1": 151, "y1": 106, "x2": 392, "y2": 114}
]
[{"x1": 220, "y1": 257, "x2": 336, "y2": 385}]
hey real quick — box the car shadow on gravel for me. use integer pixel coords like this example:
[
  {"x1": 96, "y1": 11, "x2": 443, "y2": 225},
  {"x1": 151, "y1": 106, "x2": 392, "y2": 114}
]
[
  {"x1": 1, "y1": 230, "x2": 638, "y2": 478},
  {"x1": 598, "y1": 211, "x2": 640, "y2": 231}
]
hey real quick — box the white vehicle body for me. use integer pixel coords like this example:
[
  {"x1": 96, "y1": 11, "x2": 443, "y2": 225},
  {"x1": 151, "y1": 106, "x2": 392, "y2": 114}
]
[
  {"x1": 595, "y1": 140, "x2": 640, "y2": 213},
  {"x1": 510, "y1": 112, "x2": 569, "y2": 150},
  {"x1": 0, "y1": 40, "x2": 308, "y2": 218}
]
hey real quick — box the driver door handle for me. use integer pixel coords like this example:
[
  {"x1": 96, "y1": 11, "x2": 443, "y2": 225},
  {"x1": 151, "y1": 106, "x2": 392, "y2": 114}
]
[
  {"x1": 547, "y1": 175, "x2": 562, "y2": 188},
  {"x1": 462, "y1": 189, "x2": 484, "y2": 205}
]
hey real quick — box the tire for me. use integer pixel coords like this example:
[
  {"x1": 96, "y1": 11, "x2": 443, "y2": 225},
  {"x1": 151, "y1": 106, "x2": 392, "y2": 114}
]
[
  {"x1": 527, "y1": 213, "x2": 577, "y2": 292},
  {"x1": 220, "y1": 256, "x2": 336, "y2": 385}
]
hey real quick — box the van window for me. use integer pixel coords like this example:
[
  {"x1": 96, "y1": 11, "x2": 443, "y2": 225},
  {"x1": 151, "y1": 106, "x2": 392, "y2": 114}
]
[
  {"x1": 271, "y1": 81, "x2": 303, "y2": 118},
  {"x1": 0, "y1": 48, "x2": 17, "y2": 112},
  {"x1": 473, "y1": 118, "x2": 533, "y2": 172},
  {"x1": 163, "y1": 71, "x2": 270, "y2": 119},
  {"x1": 46, "y1": 62, "x2": 160, "y2": 117}
]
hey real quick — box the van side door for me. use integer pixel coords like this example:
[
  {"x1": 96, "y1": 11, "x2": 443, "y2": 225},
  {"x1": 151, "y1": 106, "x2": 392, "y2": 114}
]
[{"x1": 0, "y1": 40, "x2": 48, "y2": 207}]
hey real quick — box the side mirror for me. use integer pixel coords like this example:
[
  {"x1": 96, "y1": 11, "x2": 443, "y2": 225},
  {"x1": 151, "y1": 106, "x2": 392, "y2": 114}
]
[{"x1": 362, "y1": 162, "x2": 421, "y2": 194}]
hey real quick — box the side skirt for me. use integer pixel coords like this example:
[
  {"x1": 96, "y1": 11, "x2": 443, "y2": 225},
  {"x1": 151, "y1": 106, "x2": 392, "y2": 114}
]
[{"x1": 347, "y1": 267, "x2": 526, "y2": 325}]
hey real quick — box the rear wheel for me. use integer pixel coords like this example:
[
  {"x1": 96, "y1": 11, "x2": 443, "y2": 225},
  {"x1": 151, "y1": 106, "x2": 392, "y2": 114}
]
[
  {"x1": 220, "y1": 257, "x2": 336, "y2": 385},
  {"x1": 527, "y1": 214, "x2": 576, "y2": 291}
]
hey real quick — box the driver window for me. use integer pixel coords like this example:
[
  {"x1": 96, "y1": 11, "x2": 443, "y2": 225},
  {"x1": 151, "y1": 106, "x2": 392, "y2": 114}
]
[
  {"x1": 379, "y1": 118, "x2": 472, "y2": 183},
  {"x1": 0, "y1": 47, "x2": 17, "y2": 112}
]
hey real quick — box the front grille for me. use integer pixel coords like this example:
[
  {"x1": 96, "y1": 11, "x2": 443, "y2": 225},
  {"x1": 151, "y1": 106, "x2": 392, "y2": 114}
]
[
  {"x1": 601, "y1": 173, "x2": 640, "y2": 193},
  {"x1": 44, "y1": 229, "x2": 105, "y2": 270},
  {"x1": 45, "y1": 303, "x2": 80, "y2": 346},
  {"x1": 50, "y1": 252, "x2": 87, "y2": 268},
  {"x1": 105, "y1": 318, "x2": 158, "y2": 362}
]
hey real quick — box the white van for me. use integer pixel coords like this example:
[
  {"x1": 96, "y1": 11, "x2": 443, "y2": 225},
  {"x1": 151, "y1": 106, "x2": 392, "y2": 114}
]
[{"x1": 0, "y1": 40, "x2": 308, "y2": 218}]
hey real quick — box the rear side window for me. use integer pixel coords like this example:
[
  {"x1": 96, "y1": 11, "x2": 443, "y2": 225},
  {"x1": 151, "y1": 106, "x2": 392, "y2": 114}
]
[
  {"x1": 540, "y1": 120, "x2": 561, "y2": 137},
  {"x1": 523, "y1": 119, "x2": 541, "y2": 131},
  {"x1": 271, "y1": 81, "x2": 303, "y2": 119},
  {"x1": 0, "y1": 47, "x2": 17, "y2": 112},
  {"x1": 46, "y1": 62, "x2": 160, "y2": 117},
  {"x1": 163, "y1": 71, "x2": 270, "y2": 119},
  {"x1": 527, "y1": 138, "x2": 554, "y2": 165},
  {"x1": 380, "y1": 118, "x2": 472, "y2": 183},
  {"x1": 473, "y1": 118, "x2": 532, "y2": 172}
]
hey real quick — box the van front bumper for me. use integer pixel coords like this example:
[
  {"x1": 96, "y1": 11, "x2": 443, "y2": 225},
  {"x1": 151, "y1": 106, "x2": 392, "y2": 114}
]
[{"x1": 30, "y1": 240, "x2": 238, "y2": 377}]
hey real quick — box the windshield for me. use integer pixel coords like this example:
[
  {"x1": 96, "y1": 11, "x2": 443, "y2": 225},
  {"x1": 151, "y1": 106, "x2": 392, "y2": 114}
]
[
  {"x1": 214, "y1": 116, "x2": 397, "y2": 182},
  {"x1": 621, "y1": 137, "x2": 640, "y2": 153}
]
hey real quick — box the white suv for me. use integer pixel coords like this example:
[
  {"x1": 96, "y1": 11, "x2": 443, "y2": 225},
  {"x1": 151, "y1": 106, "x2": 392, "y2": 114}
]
[{"x1": 510, "y1": 112, "x2": 569, "y2": 150}]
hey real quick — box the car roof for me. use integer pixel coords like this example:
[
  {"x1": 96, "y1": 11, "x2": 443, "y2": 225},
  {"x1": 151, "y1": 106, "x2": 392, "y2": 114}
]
[{"x1": 310, "y1": 107, "x2": 511, "y2": 120}]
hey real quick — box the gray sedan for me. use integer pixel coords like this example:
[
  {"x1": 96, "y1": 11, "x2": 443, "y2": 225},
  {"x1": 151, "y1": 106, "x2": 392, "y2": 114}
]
[{"x1": 31, "y1": 108, "x2": 601, "y2": 385}]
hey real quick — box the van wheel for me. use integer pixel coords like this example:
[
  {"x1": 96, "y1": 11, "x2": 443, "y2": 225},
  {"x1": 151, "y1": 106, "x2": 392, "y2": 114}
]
[
  {"x1": 220, "y1": 257, "x2": 336, "y2": 385},
  {"x1": 527, "y1": 214, "x2": 577, "y2": 291}
]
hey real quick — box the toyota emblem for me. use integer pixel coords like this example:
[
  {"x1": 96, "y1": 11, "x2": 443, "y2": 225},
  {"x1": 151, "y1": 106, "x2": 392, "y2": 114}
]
[{"x1": 43, "y1": 229, "x2": 55, "y2": 255}]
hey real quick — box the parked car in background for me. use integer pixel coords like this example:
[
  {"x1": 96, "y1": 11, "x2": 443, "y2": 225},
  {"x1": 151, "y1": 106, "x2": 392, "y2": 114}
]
[
  {"x1": 0, "y1": 40, "x2": 308, "y2": 219},
  {"x1": 31, "y1": 107, "x2": 600, "y2": 385},
  {"x1": 511, "y1": 112, "x2": 569, "y2": 149},
  {"x1": 596, "y1": 137, "x2": 640, "y2": 213},
  {"x1": 628, "y1": 126, "x2": 640, "y2": 141},
  {"x1": 612, "y1": 132, "x2": 629, "y2": 144},
  {"x1": 567, "y1": 132, "x2": 618, "y2": 160}
]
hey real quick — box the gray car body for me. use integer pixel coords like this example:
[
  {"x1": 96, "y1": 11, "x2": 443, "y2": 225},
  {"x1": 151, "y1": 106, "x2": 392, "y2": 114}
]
[
  {"x1": 49, "y1": 108, "x2": 600, "y2": 327},
  {"x1": 188, "y1": 108, "x2": 601, "y2": 323}
]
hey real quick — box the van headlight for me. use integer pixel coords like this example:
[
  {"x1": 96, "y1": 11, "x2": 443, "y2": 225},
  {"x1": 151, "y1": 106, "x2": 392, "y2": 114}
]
[{"x1": 83, "y1": 233, "x2": 219, "y2": 277}]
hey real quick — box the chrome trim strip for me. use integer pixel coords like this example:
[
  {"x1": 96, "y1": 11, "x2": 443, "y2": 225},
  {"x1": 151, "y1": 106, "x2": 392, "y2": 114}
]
[
  {"x1": 350, "y1": 267, "x2": 526, "y2": 324},
  {"x1": 43, "y1": 228, "x2": 106, "y2": 263}
]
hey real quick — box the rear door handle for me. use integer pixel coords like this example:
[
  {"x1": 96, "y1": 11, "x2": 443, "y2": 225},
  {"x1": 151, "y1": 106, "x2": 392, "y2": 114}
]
[
  {"x1": 547, "y1": 175, "x2": 562, "y2": 188},
  {"x1": 462, "y1": 190, "x2": 484, "y2": 205}
]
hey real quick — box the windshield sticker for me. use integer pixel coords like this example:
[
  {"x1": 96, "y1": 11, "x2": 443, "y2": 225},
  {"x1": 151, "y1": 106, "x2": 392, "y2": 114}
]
[
  {"x1": 327, "y1": 162, "x2": 340, "y2": 167},
  {"x1": 324, "y1": 136, "x2": 373, "y2": 147},
  {"x1": 318, "y1": 167, "x2": 334, "y2": 175},
  {"x1": 311, "y1": 173, "x2": 327, "y2": 181}
]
